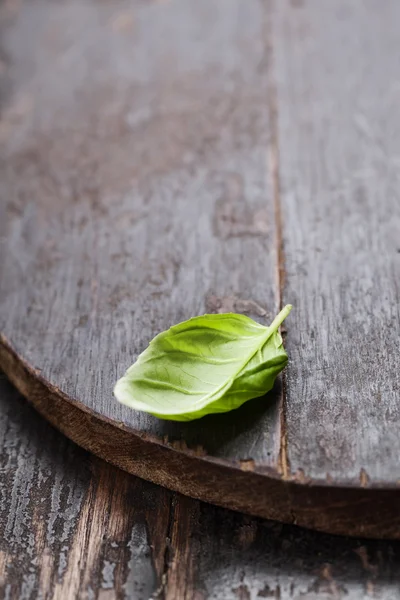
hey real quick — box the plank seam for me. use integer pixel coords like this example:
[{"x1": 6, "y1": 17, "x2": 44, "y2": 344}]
[
  {"x1": 265, "y1": 0, "x2": 290, "y2": 480},
  {"x1": 148, "y1": 494, "x2": 176, "y2": 600}
]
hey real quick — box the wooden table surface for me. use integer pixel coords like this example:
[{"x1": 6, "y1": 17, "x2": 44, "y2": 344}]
[
  {"x1": 2, "y1": 373, "x2": 400, "y2": 599},
  {"x1": 2, "y1": 0, "x2": 400, "y2": 595}
]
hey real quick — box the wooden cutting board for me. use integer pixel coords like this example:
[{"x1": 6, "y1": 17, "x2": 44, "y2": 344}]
[{"x1": 1, "y1": 0, "x2": 400, "y2": 538}]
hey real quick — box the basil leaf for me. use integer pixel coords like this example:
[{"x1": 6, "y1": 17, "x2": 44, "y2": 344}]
[{"x1": 114, "y1": 305, "x2": 292, "y2": 421}]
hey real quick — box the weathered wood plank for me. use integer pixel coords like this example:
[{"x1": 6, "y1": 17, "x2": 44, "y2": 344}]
[
  {"x1": 273, "y1": 0, "x2": 400, "y2": 482},
  {"x1": 0, "y1": 0, "x2": 281, "y2": 464},
  {"x1": 0, "y1": 373, "x2": 171, "y2": 600},
  {"x1": 2, "y1": 375, "x2": 400, "y2": 599},
  {"x1": 167, "y1": 495, "x2": 400, "y2": 600}
]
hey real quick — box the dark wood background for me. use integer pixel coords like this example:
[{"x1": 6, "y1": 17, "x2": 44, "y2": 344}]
[
  {"x1": 1, "y1": 0, "x2": 400, "y2": 538},
  {"x1": 2, "y1": 373, "x2": 400, "y2": 599}
]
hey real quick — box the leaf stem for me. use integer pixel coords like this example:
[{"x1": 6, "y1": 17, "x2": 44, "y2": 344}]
[{"x1": 268, "y1": 304, "x2": 292, "y2": 333}]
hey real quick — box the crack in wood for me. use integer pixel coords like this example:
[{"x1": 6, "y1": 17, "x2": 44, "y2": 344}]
[
  {"x1": 265, "y1": 0, "x2": 291, "y2": 481},
  {"x1": 151, "y1": 494, "x2": 176, "y2": 600}
]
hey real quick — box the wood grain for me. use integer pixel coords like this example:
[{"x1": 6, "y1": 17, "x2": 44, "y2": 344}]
[
  {"x1": 0, "y1": 373, "x2": 171, "y2": 600},
  {"x1": 273, "y1": 0, "x2": 400, "y2": 482},
  {"x1": 0, "y1": 0, "x2": 282, "y2": 465},
  {"x1": 1, "y1": 0, "x2": 400, "y2": 539},
  {"x1": 4, "y1": 334, "x2": 400, "y2": 540},
  {"x1": 2, "y1": 375, "x2": 400, "y2": 599},
  {"x1": 0, "y1": 0, "x2": 287, "y2": 462}
]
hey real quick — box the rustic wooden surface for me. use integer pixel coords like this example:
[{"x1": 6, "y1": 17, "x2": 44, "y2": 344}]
[
  {"x1": 2, "y1": 375, "x2": 400, "y2": 600},
  {"x1": 274, "y1": 0, "x2": 400, "y2": 484},
  {"x1": 1, "y1": 0, "x2": 400, "y2": 538}
]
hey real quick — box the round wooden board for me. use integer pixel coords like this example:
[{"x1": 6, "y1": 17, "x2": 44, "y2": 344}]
[{"x1": 1, "y1": 0, "x2": 400, "y2": 539}]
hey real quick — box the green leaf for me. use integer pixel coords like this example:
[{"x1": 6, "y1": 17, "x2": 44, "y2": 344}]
[{"x1": 114, "y1": 304, "x2": 292, "y2": 421}]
